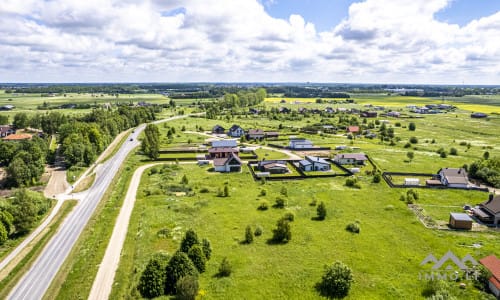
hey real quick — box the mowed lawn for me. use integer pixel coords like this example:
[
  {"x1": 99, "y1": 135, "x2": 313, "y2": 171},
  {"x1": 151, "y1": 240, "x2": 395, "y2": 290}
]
[{"x1": 111, "y1": 164, "x2": 499, "y2": 299}]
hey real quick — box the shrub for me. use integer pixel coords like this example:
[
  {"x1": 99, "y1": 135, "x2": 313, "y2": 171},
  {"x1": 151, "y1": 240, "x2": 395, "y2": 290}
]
[
  {"x1": 473, "y1": 265, "x2": 492, "y2": 291},
  {"x1": 280, "y1": 186, "x2": 288, "y2": 197},
  {"x1": 409, "y1": 122, "x2": 416, "y2": 131},
  {"x1": 345, "y1": 178, "x2": 361, "y2": 189},
  {"x1": 181, "y1": 175, "x2": 189, "y2": 185},
  {"x1": 137, "y1": 253, "x2": 169, "y2": 298},
  {"x1": 316, "y1": 261, "x2": 354, "y2": 299},
  {"x1": 0, "y1": 223, "x2": 7, "y2": 245},
  {"x1": 258, "y1": 200, "x2": 269, "y2": 210},
  {"x1": 346, "y1": 222, "x2": 360, "y2": 233},
  {"x1": 175, "y1": 275, "x2": 199, "y2": 300},
  {"x1": 223, "y1": 185, "x2": 229, "y2": 197},
  {"x1": 409, "y1": 136, "x2": 418, "y2": 144},
  {"x1": 218, "y1": 257, "x2": 232, "y2": 277},
  {"x1": 404, "y1": 142, "x2": 411, "y2": 148},
  {"x1": 372, "y1": 173, "x2": 382, "y2": 183},
  {"x1": 254, "y1": 225, "x2": 263, "y2": 236},
  {"x1": 440, "y1": 151, "x2": 447, "y2": 158},
  {"x1": 384, "y1": 205, "x2": 394, "y2": 211},
  {"x1": 395, "y1": 122, "x2": 401, "y2": 127},
  {"x1": 201, "y1": 238, "x2": 212, "y2": 260},
  {"x1": 459, "y1": 141, "x2": 467, "y2": 146},
  {"x1": 164, "y1": 251, "x2": 198, "y2": 295},
  {"x1": 244, "y1": 225, "x2": 254, "y2": 244},
  {"x1": 309, "y1": 199, "x2": 317, "y2": 206},
  {"x1": 274, "y1": 197, "x2": 286, "y2": 208},
  {"x1": 188, "y1": 245, "x2": 206, "y2": 273},
  {"x1": 317, "y1": 202, "x2": 327, "y2": 220},
  {"x1": 272, "y1": 217, "x2": 292, "y2": 243},
  {"x1": 199, "y1": 187, "x2": 209, "y2": 193},
  {"x1": 180, "y1": 229, "x2": 199, "y2": 253},
  {"x1": 450, "y1": 147, "x2": 458, "y2": 155},
  {"x1": 283, "y1": 212, "x2": 295, "y2": 222},
  {"x1": 259, "y1": 189, "x2": 267, "y2": 196}
]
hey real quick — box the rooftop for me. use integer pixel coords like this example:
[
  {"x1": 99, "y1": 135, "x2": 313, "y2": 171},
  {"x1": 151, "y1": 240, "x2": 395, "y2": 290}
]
[
  {"x1": 479, "y1": 255, "x2": 500, "y2": 290},
  {"x1": 449, "y1": 212, "x2": 472, "y2": 222}
]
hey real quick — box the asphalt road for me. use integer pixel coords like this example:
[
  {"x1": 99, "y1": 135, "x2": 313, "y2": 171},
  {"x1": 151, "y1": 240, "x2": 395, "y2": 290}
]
[{"x1": 8, "y1": 115, "x2": 189, "y2": 300}]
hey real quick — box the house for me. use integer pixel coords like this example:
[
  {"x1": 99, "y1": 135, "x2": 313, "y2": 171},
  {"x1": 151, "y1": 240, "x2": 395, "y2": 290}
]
[
  {"x1": 289, "y1": 138, "x2": 314, "y2": 149},
  {"x1": 471, "y1": 112, "x2": 488, "y2": 118},
  {"x1": 264, "y1": 131, "x2": 279, "y2": 139},
  {"x1": 278, "y1": 107, "x2": 291, "y2": 114},
  {"x1": 298, "y1": 107, "x2": 308, "y2": 114},
  {"x1": 227, "y1": 124, "x2": 245, "y2": 137},
  {"x1": 257, "y1": 160, "x2": 289, "y2": 174},
  {"x1": 212, "y1": 125, "x2": 225, "y2": 134},
  {"x1": 299, "y1": 156, "x2": 331, "y2": 172},
  {"x1": 2, "y1": 133, "x2": 32, "y2": 141},
  {"x1": 449, "y1": 213, "x2": 473, "y2": 230},
  {"x1": 0, "y1": 125, "x2": 15, "y2": 138},
  {"x1": 213, "y1": 154, "x2": 242, "y2": 172},
  {"x1": 479, "y1": 255, "x2": 500, "y2": 298},
  {"x1": 347, "y1": 126, "x2": 360, "y2": 134},
  {"x1": 474, "y1": 194, "x2": 500, "y2": 225},
  {"x1": 0, "y1": 105, "x2": 14, "y2": 111},
  {"x1": 325, "y1": 107, "x2": 335, "y2": 113},
  {"x1": 247, "y1": 129, "x2": 265, "y2": 140},
  {"x1": 208, "y1": 147, "x2": 239, "y2": 159},
  {"x1": 211, "y1": 139, "x2": 237, "y2": 148},
  {"x1": 386, "y1": 111, "x2": 401, "y2": 118},
  {"x1": 360, "y1": 111, "x2": 377, "y2": 118},
  {"x1": 438, "y1": 168, "x2": 469, "y2": 188},
  {"x1": 249, "y1": 108, "x2": 260, "y2": 115},
  {"x1": 333, "y1": 153, "x2": 367, "y2": 165}
]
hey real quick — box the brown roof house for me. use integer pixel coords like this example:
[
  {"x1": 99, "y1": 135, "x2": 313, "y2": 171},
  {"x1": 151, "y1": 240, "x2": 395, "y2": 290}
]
[
  {"x1": 208, "y1": 147, "x2": 239, "y2": 159},
  {"x1": 213, "y1": 154, "x2": 242, "y2": 173},
  {"x1": 0, "y1": 125, "x2": 15, "y2": 138},
  {"x1": 449, "y1": 212, "x2": 473, "y2": 230},
  {"x1": 333, "y1": 153, "x2": 367, "y2": 165},
  {"x1": 2, "y1": 133, "x2": 32, "y2": 141},
  {"x1": 438, "y1": 168, "x2": 469, "y2": 188},
  {"x1": 347, "y1": 126, "x2": 360, "y2": 134},
  {"x1": 474, "y1": 194, "x2": 500, "y2": 225},
  {"x1": 247, "y1": 129, "x2": 265, "y2": 140},
  {"x1": 479, "y1": 255, "x2": 500, "y2": 298},
  {"x1": 257, "y1": 160, "x2": 289, "y2": 174}
]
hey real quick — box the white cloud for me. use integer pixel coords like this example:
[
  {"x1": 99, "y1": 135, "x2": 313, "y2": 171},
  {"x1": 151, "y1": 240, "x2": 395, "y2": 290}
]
[{"x1": 0, "y1": 0, "x2": 498, "y2": 83}]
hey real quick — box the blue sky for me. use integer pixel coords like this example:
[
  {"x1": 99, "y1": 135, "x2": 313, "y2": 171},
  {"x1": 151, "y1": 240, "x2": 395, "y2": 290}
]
[{"x1": 0, "y1": 0, "x2": 499, "y2": 84}]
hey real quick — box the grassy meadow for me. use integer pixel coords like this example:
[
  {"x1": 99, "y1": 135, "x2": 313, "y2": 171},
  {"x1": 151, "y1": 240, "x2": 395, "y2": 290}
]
[{"x1": 109, "y1": 94, "x2": 500, "y2": 299}]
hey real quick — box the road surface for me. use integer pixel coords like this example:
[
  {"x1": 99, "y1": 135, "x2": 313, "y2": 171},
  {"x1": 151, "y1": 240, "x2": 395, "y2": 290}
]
[{"x1": 7, "y1": 115, "x2": 189, "y2": 300}]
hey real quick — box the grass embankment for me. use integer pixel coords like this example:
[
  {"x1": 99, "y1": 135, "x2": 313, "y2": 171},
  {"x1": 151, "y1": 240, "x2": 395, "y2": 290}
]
[
  {"x1": 44, "y1": 153, "x2": 143, "y2": 300},
  {"x1": 72, "y1": 173, "x2": 96, "y2": 193},
  {"x1": 0, "y1": 200, "x2": 77, "y2": 299},
  {"x1": 111, "y1": 164, "x2": 499, "y2": 299}
]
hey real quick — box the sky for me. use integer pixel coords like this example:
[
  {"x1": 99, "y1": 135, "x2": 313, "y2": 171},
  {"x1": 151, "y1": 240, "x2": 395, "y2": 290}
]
[{"x1": 0, "y1": 0, "x2": 499, "y2": 84}]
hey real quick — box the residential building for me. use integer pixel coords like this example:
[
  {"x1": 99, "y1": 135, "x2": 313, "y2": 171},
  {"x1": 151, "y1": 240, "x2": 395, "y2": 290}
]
[
  {"x1": 474, "y1": 194, "x2": 500, "y2": 225},
  {"x1": 227, "y1": 124, "x2": 245, "y2": 137},
  {"x1": 247, "y1": 129, "x2": 265, "y2": 140},
  {"x1": 347, "y1": 126, "x2": 360, "y2": 134},
  {"x1": 299, "y1": 156, "x2": 331, "y2": 171},
  {"x1": 479, "y1": 255, "x2": 500, "y2": 298},
  {"x1": 2, "y1": 133, "x2": 32, "y2": 141},
  {"x1": 289, "y1": 138, "x2": 314, "y2": 149},
  {"x1": 438, "y1": 168, "x2": 469, "y2": 188},
  {"x1": 208, "y1": 147, "x2": 239, "y2": 159},
  {"x1": 211, "y1": 139, "x2": 237, "y2": 148},
  {"x1": 212, "y1": 125, "x2": 225, "y2": 134},
  {"x1": 257, "y1": 160, "x2": 289, "y2": 174},
  {"x1": 213, "y1": 154, "x2": 242, "y2": 172},
  {"x1": 333, "y1": 153, "x2": 367, "y2": 165},
  {"x1": 0, "y1": 125, "x2": 15, "y2": 138}
]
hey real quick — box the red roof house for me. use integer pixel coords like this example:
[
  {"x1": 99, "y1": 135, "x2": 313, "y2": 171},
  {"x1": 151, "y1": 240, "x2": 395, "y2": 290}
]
[{"x1": 479, "y1": 255, "x2": 500, "y2": 298}]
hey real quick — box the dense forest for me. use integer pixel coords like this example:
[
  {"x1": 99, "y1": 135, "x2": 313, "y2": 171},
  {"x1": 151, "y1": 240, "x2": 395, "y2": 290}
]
[{"x1": 0, "y1": 106, "x2": 157, "y2": 187}]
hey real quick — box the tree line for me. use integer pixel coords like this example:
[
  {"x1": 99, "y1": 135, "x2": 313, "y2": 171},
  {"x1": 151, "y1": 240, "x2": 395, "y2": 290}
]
[{"x1": 205, "y1": 88, "x2": 266, "y2": 119}]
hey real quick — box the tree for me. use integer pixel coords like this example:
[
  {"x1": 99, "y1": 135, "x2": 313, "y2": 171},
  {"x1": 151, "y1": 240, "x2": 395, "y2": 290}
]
[
  {"x1": 188, "y1": 245, "x2": 206, "y2": 273},
  {"x1": 201, "y1": 238, "x2": 212, "y2": 260},
  {"x1": 0, "y1": 222, "x2": 7, "y2": 245},
  {"x1": 218, "y1": 257, "x2": 232, "y2": 277},
  {"x1": 223, "y1": 185, "x2": 229, "y2": 197},
  {"x1": 317, "y1": 201, "x2": 327, "y2": 220},
  {"x1": 164, "y1": 251, "x2": 198, "y2": 295},
  {"x1": 473, "y1": 265, "x2": 492, "y2": 291},
  {"x1": 408, "y1": 122, "x2": 416, "y2": 131},
  {"x1": 142, "y1": 124, "x2": 160, "y2": 160},
  {"x1": 483, "y1": 151, "x2": 490, "y2": 160},
  {"x1": 180, "y1": 229, "x2": 199, "y2": 253},
  {"x1": 175, "y1": 275, "x2": 199, "y2": 300},
  {"x1": 316, "y1": 261, "x2": 354, "y2": 299},
  {"x1": 407, "y1": 151, "x2": 414, "y2": 162},
  {"x1": 245, "y1": 225, "x2": 254, "y2": 244},
  {"x1": 0, "y1": 115, "x2": 8, "y2": 124},
  {"x1": 13, "y1": 113, "x2": 29, "y2": 129},
  {"x1": 272, "y1": 217, "x2": 292, "y2": 243},
  {"x1": 8, "y1": 189, "x2": 50, "y2": 234},
  {"x1": 0, "y1": 210, "x2": 14, "y2": 235},
  {"x1": 181, "y1": 175, "x2": 189, "y2": 185},
  {"x1": 137, "y1": 253, "x2": 169, "y2": 298},
  {"x1": 372, "y1": 173, "x2": 382, "y2": 183}
]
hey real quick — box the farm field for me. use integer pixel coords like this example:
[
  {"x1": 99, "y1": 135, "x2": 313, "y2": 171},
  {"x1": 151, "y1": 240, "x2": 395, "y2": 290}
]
[{"x1": 107, "y1": 94, "x2": 500, "y2": 299}]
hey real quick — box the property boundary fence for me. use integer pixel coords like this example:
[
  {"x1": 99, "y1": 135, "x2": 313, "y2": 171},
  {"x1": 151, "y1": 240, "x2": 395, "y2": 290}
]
[{"x1": 382, "y1": 172, "x2": 489, "y2": 192}]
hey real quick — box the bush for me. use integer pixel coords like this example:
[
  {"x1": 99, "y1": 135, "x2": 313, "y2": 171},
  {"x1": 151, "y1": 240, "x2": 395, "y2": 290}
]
[
  {"x1": 346, "y1": 222, "x2": 360, "y2": 233},
  {"x1": 395, "y1": 122, "x2": 401, "y2": 127},
  {"x1": 280, "y1": 186, "x2": 288, "y2": 197},
  {"x1": 317, "y1": 202, "x2": 327, "y2": 220},
  {"x1": 440, "y1": 151, "x2": 447, "y2": 158},
  {"x1": 164, "y1": 251, "x2": 198, "y2": 295},
  {"x1": 272, "y1": 217, "x2": 292, "y2": 243},
  {"x1": 259, "y1": 189, "x2": 267, "y2": 196},
  {"x1": 283, "y1": 212, "x2": 295, "y2": 222},
  {"x1": 345, "y1": 178, "x2": 361, "y2": 189},
  {"x1": 409, "y1": 136, "x2": 418, "y2": 144},
  {"x1": 0, "y1": 223, "x2": 7, "y2": 245},
  {"x1": 473, "y1": 265, "x2": 492, "y2": 291},
  {"x1": 188, "y1": 245, "x2": 206, "y2": 273},
  {"x1": 137, "y1": 253, "x2": 169, "y2": 298},
  {"x1": 218, "y1": 257, "x2": 232, "y2": 277},
  {"x1": 309, "y1": 199, "x2": 317, "y2": 206},
  {"x1": 274, "y1": 197, "x2": 286, "y2": 208},
  {"x1": 244, "y1": 225, "x2": 254, "y2": 244},
  {"x1": 450, "y1": 147, "x2": 458, "y2": 155},
  {"x1": 175, "y1": 275, "x2": 199, "y2": 300},
  {"x1": 404, "y1": 142, "x2": 411, "y2": 148},
  {"x1": 254, "y1": 225, "x2": 263, "y2": 236},
  {"x1": 258, "y1": 200, "x2": 269, "y2": 211},
  {"x1": 201, "y1": 238, "x2": 212, "y2": 260},
  {"x1": 409, "y1": 122, "x2": 416, "y2": 131},
  {"x1": 199, "y1": 187, "x2": 209, "y2": 193},
  {"x1": 316, "y1": 261, "x2": 354, "y2": 299},
  {"x1": 373, "y1": 173, "x2": 382, "y2": 183},
  {"x1": 180, "y1": 229, "x2": 199, "y2": 253}
]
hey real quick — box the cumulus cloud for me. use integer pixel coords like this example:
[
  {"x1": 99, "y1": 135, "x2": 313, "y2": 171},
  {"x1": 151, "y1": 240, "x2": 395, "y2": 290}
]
[{"x1": 0, "y1": 0, "x2": 498, "y2": 83}]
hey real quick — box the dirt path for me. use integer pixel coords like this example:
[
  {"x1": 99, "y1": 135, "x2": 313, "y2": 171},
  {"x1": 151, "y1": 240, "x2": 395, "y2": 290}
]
[{"x1": 44, "y1": 167, "x2": 70, "y2": 198}]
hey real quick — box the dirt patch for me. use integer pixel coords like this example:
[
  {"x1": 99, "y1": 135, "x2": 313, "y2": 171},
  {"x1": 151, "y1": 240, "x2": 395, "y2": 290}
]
[{"x1": 44, "y1": 167, "x2": 70, "y2": 198}]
